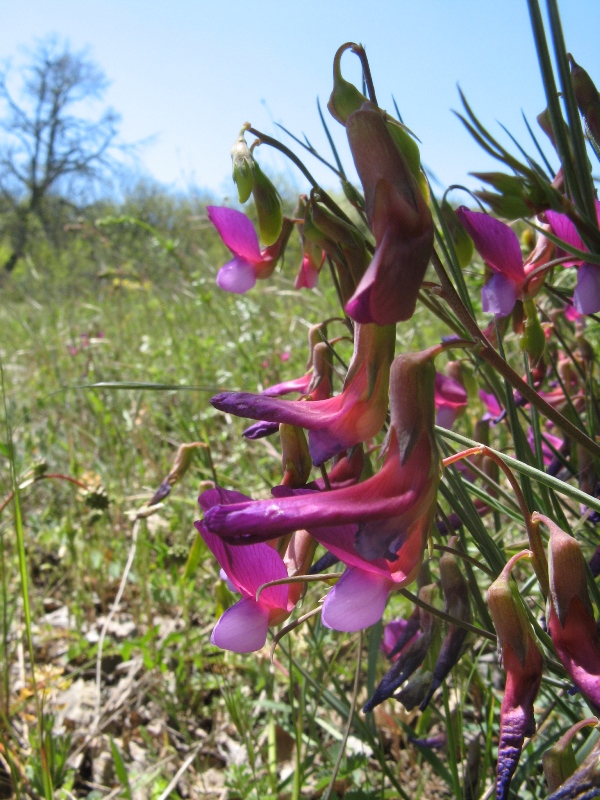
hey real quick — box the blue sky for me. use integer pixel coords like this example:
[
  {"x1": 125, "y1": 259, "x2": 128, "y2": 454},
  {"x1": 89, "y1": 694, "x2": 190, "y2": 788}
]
[{"x1": 3, "y1": 1, "x2": 600, "y2": 201}]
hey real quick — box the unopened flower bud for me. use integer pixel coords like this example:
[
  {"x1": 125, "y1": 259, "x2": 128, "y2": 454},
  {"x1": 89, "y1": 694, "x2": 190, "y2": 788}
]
[
  {"x1": 251, "y1": 159, "x2": 283, "y2": 246},
  {"x1": 543, "y1": 717, "x2": 598, "y2": 794},
  {"x1": 280, "y1": 424, "x2": 312, "y2": 488},
  {"x1": 487, "y1": 551, "x2": 543, "y2": 800},
  {"x1": 327, "y1": 42, "x2": 368, "y2": 125},
  {"x1": 536, "y1": 513, "x2": 600, "y2": 709},
  {"x1": 569, "y1": 54, "x2": 600, "y2": 157},
  {"x1": 440, "y1": 200, "x2": 474, "y2": 269},
  {"x1": 537, "y1": 107, "x2": 557, "y2": 149},
  {"x1": 231, "y1": 132, "x2": 254, "y2": 204},
  {"x1": 149, "y1": 442, "x2": 203, "y2": 506},
  {"x1": 519, "y1": 299, "x2": 546, "y2": 366}
]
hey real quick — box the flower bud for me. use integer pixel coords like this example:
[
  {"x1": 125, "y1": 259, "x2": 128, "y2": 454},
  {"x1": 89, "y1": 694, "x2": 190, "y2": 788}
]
[
  {"x1": 473, "y1": 173, "x2": 532, "y2": 220},
  {"x1": 231, "y1": 132, "x2": 254, "y2": 204},
  {"x1": 440, "y1": 199, "x2": 474, "y2": 269},
  {"x1": 345, "y1": 101, "x2": 434, "y2": 324},
  {"x1": 251, "y1": 160, "x2": 283, "y2": 246},
  {"x1": 149, "y1": 442, "x2": 203, "y2": 506},
  {"x1": 537, "y1": 107, "x2": 557, "y2": 149},
  {"x1": 536, "y1": 513, "x2": 600, "y2": 710},
  {"x1": 487, "y1": 551, "x2": 543, "y2": 800},
  {"x1": 519, "y1": 299, "x2": 546, "y2": 366},
  {"x1": 327, "y1": 43, "x2": 368, "y2": 125},
  {"x1": 569, "y1": 54, "x2": 600, "y2": 157},
  {"x1": 543, "y1": 718, "x2": 598, "y2": 794},
  {"x1": 280, "y1": 424, "x2": 312, "y2": 488},
  {"x1": 419, "y1": 545, "x2": 470, "y2": 710}
]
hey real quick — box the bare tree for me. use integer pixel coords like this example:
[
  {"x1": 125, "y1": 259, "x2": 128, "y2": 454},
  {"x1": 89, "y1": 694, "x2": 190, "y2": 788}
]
[{"x1": 0, "y1": 38, "x2": 121, "y2": 271}]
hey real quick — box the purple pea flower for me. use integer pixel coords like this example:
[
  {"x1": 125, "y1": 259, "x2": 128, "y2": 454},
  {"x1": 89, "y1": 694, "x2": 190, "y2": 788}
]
[
  {"x1": 545, "y1": 200, "x2": 600, "y2": 315},
  {"x1": 207, "y1": 206, "x2": 292, "y2": 293},
  {"x1": 211, "y1": 323, "x2": 395, "y2": 465},
  {"x1": 455, "y1": 207, "x2": 526, "y2": 318},
  {"x1": 203, "y1": 345, "x2": 442, "y2": 632},
  {"x1": 196, "y1": 487, "x2": 297, "y2": 653},
  {"x1": 434, "y1": 372, "x2": 468, "y2": 429}
]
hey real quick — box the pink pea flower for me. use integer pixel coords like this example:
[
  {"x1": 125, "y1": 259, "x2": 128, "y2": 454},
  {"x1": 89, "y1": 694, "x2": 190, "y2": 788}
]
[
  {"x1": 545, "y1": 200, "x2": 600, "y2": 315},
  {"x1": 207, "y1": 206, "x2": 292, "y2": 293},
  {"x1": 526, "y1": 428, "x2": 564, "y2": 467},
  {"x1": 434, "y1": 372, "x2": 468, "y2": 429},
  {"x1": 479, "y1": 389, "x2": 504, "y2": 423},
  {"x1": 487, "y1": 551, "x2": 543, "y2": 800},
  {"x1": 197, "y1": 487, "x2": 297, "y2": 653},
  {"x1": 203, "y1": 345, "x2": 442, "y2": 632},
  {"x1": 536, "y1": 513, "x2": 600, "y2": 710},
  {"x1": 211, "y1": 323, "x2": 395, "y2": 465},
  {"x1": 243, "y1": 341, "x2": 334, "y2": 440},
  {"x1": 456, "y1": 207, "x2": 526, "y2": 318}
]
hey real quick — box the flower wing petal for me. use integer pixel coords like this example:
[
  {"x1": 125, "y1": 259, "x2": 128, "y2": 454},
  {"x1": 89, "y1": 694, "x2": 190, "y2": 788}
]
[
  {"x1": 216, "y1": 257, "x2": 257, "y2": 294},
  {"x1": 481, "y1": 273, "x2": 518, "y2": 317},
  {"x1": 321, "y1": 568, "x2": 393, "y2": 631},
  {"x1": 210, "y1": 598, "x2": 269, "y2": 652},
  {"x1": 574, "y1": 263, "x2": 600, "y2": 315}
]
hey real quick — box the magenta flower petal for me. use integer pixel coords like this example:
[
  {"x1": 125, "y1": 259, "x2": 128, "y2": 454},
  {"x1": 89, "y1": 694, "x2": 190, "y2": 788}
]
[
  {"x1": 455, "y1": 207, "x2": 524, "y2": 282},
  {"x1": 295, "y1": 254, "x2": 321, "y2": 289},
  {"x1": 197, "y1": 487, "x2": 290, "y2": 609},
  {"x1": 207, "y1": 206, "x2": 263, "y2": 263},
  {"x1": 216, "y1": 257, "x2": 257, "y2": 293},
  {"x1": 211, "y1": 390, "x2": 346, "y2": 464},
  {"x1": 321, "y1": 567, "x2": 394, "y2": 631},
  {"x1": 545, "y1": 209, "x2": 585, "y2": 255},
  {"x1": 211, "y1": 323, "x2": 393, "y2": 465},
  {"x1": 210, "y1": 597, "x2": 270, "y2": 653},
  {"x1": 573, "y1": 263, "x2": 600, "y2": 315},
  {"x1": 434, "y1": 372, "x2": 467, "y2": 429},
  {"x1": 481, "y1": 272, "x2": 519, "y2": 317},
  {"x1": 479, "y1": 389, "x2": 503, "y2": 419},
  {"x1": 262, "y1": 373, "x2": 313, "y2": 397},
  {"x1": 203, "y1": 528, "x2": 289, "y2": 608}
]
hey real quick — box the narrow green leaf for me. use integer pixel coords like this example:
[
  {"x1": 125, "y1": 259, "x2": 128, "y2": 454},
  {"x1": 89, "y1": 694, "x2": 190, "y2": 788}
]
[{"x1": 110, "y1": 738, "x2": 132, "y2": 800}]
